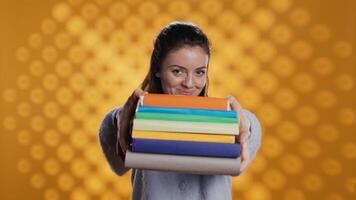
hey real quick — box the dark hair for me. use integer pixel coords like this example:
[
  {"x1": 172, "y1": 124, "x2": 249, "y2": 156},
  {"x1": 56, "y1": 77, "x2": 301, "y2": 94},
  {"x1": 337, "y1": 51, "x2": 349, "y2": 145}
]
[
  {"x1": 142, "y1": 21, "x2": 211, "y2": 96},
  {"x1": 117, "y1": 22, "x2": 211, "y2": 154}
]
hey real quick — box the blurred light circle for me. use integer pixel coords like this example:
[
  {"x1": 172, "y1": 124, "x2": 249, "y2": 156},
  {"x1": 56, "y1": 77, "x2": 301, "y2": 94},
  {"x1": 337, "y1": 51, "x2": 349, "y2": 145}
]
[
  {"x1": 17, "y1": 130, "x2": 31, "y2": 145},
  {"x1": 58, "y1": 173, "x2": 75, "y2": 191},
  {"x1": 289, "y1": 8, "x2": 310, "y2": 27},
  {"x1": 29, "y1": 60, "x2": 45, "y2": 76},
  {"x1": 338, "y1": 108, "x2": 355, "y2": 125},
  {"x1": 262, "y1": 168, "x2": 286, "y2": 190},
  {"x1": 316, "y1": 124, "x2": 340, "y2": 142},
  {"x1": 30, "y1": 173, "x2": 46, "y2": 189},
  {"x1": 54, "y1": 32, "x2": 72, "y2": 49},
  {"x1": 252, "y1": 8, "x2": 275, "y2": 31},
  {"x1": 299, "y1": 139, "x2": 321, "y2": 158},
  {"x1": 28, "y1": 33, "x2": 43, "y2": 48},
  {"x1": 2, "y1": 88, "x2": 17, "y2": 102},
  {"x1": 44, "y1": 188, "x2": 60, "y2": 200},
  {"x1": 52, "y1": 3, "x2": 71, "y2": 22},
  {"x1": 303, "y1": 173, "x2": 323, "y2": 191},
  {"x1": 17, "y1": 158, "x2": 31, "y2": 173},
  {"x1": 335, "y1": 74, "x2": 354, "y2": 91},
  {"x1": 57, "y1": 144, "x2": 75, "y2": 162},
  {"x1": 277, "y1": 121, "x2": 301, "y2": 142},
  {"x1": 42, "y1": 46, "x2": 58, "y2": 63},
  {"x1": 270, "y1": 24, "x2": 293, "y2": 45},
  {"x1": 310, "y1": 24, "x2": 331, "y2": 42},
  {"x1": 269, "y1": 0, "x2": 292, "y2": 13},
  {"x1": 312, "y1": 57, "x2": 334, "y2": 76},
  {"x1": 280, "y1": 154, "x2": 304, "y2": 174},
  {"x1": 30, "y1": 144, "x2": 46, "y2": 160},
  {"x1": 41, "y1": 19, "x2": 57, "y2": 35}
]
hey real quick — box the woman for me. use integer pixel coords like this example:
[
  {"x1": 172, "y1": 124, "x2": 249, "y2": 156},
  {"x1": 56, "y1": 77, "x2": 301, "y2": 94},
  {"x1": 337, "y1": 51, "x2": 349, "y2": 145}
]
[{"x1": 99, "y1": 21, "x2": 262, "y2": 200}]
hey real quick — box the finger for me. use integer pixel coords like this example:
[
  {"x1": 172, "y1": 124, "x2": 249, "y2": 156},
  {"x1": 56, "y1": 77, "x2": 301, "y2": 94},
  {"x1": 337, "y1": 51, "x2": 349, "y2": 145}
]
[
  {"x1": 238, "y1": 127, "x2": 250, "y2": 171},
  {"x1": 238, "y1": 110, "x2": 243, "y2": 130},
  {"x1": 226, "y1": 95, "x2": 242, "y2": 111},
  {"x1": 239, "y1": 111, "x2": 250, "y2": 134},
  {"x1": 134, "y1": 89, "x2": 146, "y2": 97},
  {"x1": 238, "y1": 127, "x2": 249, "y2": 149},
  {"x1": 240, "y1": 139, "x2": 250, "y2": 173}
]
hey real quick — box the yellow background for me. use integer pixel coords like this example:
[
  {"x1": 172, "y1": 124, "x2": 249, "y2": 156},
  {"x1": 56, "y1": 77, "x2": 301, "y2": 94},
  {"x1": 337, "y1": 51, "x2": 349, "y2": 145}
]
[{"x1": 1, "y1": 0, "x2": 355, "y2": 199}]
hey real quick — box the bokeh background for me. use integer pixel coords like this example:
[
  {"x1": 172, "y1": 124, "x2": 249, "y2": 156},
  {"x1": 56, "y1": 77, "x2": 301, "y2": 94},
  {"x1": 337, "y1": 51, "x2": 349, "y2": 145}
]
[{"x1": 1, "y1": 0, "x2": 355, "y2": 199}]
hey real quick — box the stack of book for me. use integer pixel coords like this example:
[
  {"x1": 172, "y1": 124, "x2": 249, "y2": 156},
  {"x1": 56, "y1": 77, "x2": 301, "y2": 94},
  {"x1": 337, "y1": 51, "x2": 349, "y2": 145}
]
[{"x1": 124, "y1": 94, "x2": 242, "y2": 175}]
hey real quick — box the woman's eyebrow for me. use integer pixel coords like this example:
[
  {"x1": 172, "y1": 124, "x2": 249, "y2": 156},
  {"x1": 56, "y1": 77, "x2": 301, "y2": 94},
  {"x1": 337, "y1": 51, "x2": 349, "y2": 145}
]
[
  {"x1": 196, "y1": 66, "x2": 207, "y2": 70},
  {"x1": 167, "y1": 65, "x2": 186, "y2": 69},
  {"x1": 167, "y1": 65, "x2": 207, "y2": 69}
]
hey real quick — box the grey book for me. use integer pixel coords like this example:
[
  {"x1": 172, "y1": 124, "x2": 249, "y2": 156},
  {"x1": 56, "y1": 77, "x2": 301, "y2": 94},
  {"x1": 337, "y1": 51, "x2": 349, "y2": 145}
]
[{"x1": 125, "y1": 150, "x2": 241, "y2": 176}]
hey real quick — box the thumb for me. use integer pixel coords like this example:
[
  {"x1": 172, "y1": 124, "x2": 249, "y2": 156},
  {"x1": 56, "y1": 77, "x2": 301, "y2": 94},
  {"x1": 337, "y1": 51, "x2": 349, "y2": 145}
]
[
  {"x1": 238, "y1": 126, "x2": 250, "y2": 173},
  {"x1": 134, "y1": 88, "x2": 147, "y2": 98},
  {"x1": 226, "y1": 95, "x2": 242, "y2": 111},
  {"x1": 240, "y1": 139, "x2": 250, "y2": 173}
]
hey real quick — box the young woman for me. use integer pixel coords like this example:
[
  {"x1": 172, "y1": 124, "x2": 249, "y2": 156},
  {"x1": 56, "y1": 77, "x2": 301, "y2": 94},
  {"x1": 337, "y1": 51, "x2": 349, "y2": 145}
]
[{"x1": 99, "y1": 21, "x2": 262, "y2": 200}]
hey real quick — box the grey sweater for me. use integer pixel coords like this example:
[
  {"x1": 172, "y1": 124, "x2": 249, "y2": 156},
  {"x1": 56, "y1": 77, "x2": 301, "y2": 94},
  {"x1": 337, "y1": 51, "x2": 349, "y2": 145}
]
[{"x1": 99, "y1": 107, "x2": 262, "y2": 200}]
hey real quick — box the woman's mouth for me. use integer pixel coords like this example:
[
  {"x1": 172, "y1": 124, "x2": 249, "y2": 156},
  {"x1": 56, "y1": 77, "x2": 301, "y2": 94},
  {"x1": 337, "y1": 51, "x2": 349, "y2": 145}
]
[{"x1": 177, "y1": 90, "x2": 195, "y2": 96}]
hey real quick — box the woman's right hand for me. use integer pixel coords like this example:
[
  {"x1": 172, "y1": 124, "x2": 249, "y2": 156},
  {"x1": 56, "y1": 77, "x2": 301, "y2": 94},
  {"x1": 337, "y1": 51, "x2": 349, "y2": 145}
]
[
  {"x1": 133, "y1": 88, "x2": 148, "y2": 99},
  {"x1": 117, "y1": 88, "x2": 148, "y2": 155}
]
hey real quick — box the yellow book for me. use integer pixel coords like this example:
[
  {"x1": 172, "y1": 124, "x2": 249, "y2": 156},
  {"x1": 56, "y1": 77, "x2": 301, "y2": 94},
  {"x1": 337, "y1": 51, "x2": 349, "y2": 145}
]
[{"x1": 132, "y1": 130, "x2": 235, "y2": 144}]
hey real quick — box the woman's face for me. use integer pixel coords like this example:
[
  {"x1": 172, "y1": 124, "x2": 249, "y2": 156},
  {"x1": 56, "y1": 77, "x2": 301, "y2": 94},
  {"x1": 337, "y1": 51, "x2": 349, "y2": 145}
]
[{"x1": 156, "y1": 45, "x2": 209, "y2": 96}]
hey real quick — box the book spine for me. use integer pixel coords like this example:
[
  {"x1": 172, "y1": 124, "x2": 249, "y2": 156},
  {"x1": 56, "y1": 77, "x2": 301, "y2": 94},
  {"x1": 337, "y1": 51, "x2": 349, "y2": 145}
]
[
  {"x1": 132, "y1": 139, "x2": 241, "y2": 158},
  {"x1": 125, "y1": 150, "x2": 241, "y2": 176},
  {"x1": 142, "y1": 94, "x2": 228, "y2": 110},
  {"x1": 137, "y1": 106, "x2": 237, "y2": 118},
  {"x1": 133, "y1": 119, "x2": 239, "y2": 135},
  {"x1": 132, "y1": 130, "x2": 236, "y2": 143},
  {"x1": 135, "y1": 112, "x2": 237, "y2": 123}
]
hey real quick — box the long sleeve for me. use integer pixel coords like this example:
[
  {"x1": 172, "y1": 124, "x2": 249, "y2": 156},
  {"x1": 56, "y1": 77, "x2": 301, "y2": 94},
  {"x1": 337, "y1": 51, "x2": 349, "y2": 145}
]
[{"x1": 98, "y1": 107, "x2": 130, "y2": 176}]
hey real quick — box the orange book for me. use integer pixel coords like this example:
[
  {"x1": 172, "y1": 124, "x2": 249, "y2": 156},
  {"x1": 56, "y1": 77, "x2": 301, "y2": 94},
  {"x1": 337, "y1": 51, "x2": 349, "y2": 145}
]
[{"x1": 140, "y1": 94, "x2": 229, "y2": 110}]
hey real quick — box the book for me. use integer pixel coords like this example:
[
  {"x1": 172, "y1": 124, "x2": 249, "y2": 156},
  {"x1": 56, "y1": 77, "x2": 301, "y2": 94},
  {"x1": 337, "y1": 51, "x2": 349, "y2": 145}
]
[
  {"x1": 133, "y1": 119, "x2": 239, "y2": 135},
  {"x1": 135, "y1": 112, "x2": 237, "y2": 123},
  {"x1": 125, "y1": 150, "x2": 241, "y2": 176},
  {"x1": 131, "y1": 139, "x2": 241, "y2": 158},
  {"x1": 137, "y1": 106, "x2": 237, "y2": 118},
  {"x1": 139, "y1": 94, "x2": 230, "y2": 110},
  {"x1": 132, "y1": 130, "x2": 235, "y2": 143}
]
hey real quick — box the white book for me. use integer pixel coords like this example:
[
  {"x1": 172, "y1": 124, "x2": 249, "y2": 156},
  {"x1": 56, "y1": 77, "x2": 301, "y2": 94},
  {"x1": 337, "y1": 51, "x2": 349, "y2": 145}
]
[{"x1": 132, "y1": 119, "x2": 239, "y2": 135}]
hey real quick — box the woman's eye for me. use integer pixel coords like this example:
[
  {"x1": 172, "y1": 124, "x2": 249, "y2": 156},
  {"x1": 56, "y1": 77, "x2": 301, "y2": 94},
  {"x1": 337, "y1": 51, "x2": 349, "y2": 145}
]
[
  {"x1": 196, "y1": 70, "x2": 206, "y2": 76},
  {"x1": 172, "y1": 69, "x2": 182, "y2": 75}
]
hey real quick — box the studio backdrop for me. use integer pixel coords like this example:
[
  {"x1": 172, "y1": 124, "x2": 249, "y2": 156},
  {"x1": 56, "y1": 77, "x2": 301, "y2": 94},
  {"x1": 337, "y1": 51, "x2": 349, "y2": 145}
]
[{"x1": 1, "y1": 0, "x2": 355, "y2": 199}]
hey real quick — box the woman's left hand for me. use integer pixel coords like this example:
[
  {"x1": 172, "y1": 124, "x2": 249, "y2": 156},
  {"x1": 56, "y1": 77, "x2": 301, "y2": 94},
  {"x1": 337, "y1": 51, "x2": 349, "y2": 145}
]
[{"x1": 227, "y1": 95, "x2": 251, "y2": 173}]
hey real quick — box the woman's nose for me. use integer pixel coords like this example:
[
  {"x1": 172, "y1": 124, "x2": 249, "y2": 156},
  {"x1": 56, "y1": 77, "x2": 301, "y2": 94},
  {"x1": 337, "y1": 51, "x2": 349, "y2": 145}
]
[{"x1": 182, "y1": 74, "x2": 194, "y2": 88}]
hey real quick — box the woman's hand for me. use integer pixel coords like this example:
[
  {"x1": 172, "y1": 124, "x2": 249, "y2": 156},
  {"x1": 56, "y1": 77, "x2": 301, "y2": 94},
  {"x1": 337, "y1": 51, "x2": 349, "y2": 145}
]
[
  {"x1": 227, "y1": 95, "x2": 251, "y2": 173},
  {"x1": 117, "y1": 89, "x2": 147, "y2": 155}
]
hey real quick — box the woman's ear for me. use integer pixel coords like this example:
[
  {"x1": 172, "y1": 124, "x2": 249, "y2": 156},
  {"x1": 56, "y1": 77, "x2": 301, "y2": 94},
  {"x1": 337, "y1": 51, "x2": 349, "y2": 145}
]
[{"x1": 155, "y1": 72, "x2": 160, "y2": 78}]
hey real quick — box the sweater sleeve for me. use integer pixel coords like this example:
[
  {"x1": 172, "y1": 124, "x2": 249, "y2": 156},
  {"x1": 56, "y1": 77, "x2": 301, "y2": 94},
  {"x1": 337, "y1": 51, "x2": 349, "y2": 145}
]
[{"x1": 98, "y1": 107, "x2": 130, "y2": 176}]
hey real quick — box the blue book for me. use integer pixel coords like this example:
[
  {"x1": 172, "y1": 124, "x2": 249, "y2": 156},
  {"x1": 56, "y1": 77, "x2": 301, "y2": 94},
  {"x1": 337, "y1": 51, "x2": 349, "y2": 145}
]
[
  {"x1": 132, "y1": 139, "x2": 241, "y2": 158},
  {"x1": 137, "y1": 106, "x2": 237, "y2": 118}
]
